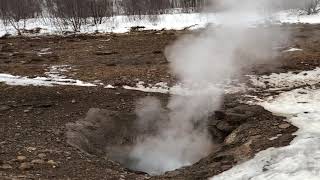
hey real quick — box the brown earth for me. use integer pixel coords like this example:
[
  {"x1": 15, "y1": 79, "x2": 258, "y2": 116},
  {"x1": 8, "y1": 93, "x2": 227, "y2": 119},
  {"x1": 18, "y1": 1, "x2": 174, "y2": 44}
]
[{"x1": 0, "y1": 24, "x2": 320, "y2": 179}]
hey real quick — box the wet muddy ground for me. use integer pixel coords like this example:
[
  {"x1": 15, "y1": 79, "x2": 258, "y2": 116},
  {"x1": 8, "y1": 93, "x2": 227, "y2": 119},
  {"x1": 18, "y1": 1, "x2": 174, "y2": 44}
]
[{"x1": 1, "y1": 24, "x2": 320, "y2": 179}]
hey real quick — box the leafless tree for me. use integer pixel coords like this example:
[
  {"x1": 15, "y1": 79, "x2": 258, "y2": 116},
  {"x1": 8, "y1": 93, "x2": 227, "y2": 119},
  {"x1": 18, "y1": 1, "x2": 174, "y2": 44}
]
[
  {"x1": 46, "y1": 0, "x2": 91, "y2": 32},
  {"x1": 88, "y1": 0, "x2": 114, "y2": 26},
  {"x1": 0, "y1": 0, "x2": 42, "y2": 35},
  {"x1": 304, "y1": 0, "x2": 320, "y2": 15},
  {"x1": 0, "y1": 0, "x2": 213, "y2": 33},
  {"x1": 0, "y1": 0, "x2": 9, "y2": 26}
]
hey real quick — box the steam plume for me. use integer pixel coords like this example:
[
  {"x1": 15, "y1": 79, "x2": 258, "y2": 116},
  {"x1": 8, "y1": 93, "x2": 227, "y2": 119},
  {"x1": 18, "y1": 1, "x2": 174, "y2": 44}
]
[{"x1": 128, "y1": 0, "x2": 307, "y2": 175}]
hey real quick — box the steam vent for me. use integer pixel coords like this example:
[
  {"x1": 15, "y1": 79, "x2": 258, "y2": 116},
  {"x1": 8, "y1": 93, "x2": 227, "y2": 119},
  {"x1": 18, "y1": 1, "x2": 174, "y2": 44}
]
[{"x1": 1, "y1": 0, "x2": 319, "y2": 179}]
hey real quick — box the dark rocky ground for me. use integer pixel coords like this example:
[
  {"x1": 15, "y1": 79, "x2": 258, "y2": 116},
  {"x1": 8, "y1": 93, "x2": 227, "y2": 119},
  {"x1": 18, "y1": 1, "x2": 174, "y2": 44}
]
[{"x1": 1, "y1": 24, "x2": 320, "y2": 179}]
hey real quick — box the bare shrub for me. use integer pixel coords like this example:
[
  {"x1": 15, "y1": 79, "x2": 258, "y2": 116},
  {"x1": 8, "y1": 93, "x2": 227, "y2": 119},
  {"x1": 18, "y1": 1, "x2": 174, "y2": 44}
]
[
  {"x1": 46, "y1": 0, "x2": 91, "y2": 32},
  {"x1": 120, "y1": 0, "x2": 209, "y2": 16},
  {"x1": 0, "y1": 0, "x2": 42, "y2": 35},
  {"x1": 304, "y1": 0, "x2": 320, "y2": 15},
  {"x1": 88, "y1": 0, "x2": 114, "y2": 26}
]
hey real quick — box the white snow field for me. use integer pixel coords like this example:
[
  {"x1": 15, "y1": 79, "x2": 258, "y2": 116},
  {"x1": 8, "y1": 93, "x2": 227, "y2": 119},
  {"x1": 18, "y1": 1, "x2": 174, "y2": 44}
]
[
  {"x1": 0, "y1": 13, "x2": 212, "y2": 37},
  {"x1": 0, "y1": 11, "x2": 319, "y2": 37},
  {"x1": 211, "y1": 69, "x2": 320, "y2": 180}
]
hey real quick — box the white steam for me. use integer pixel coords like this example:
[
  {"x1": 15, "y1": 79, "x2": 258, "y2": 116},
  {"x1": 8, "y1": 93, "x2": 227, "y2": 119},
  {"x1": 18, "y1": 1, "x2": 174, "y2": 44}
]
[{"x1": 128, "y1": 0, "x2": 307, "y2": 175}]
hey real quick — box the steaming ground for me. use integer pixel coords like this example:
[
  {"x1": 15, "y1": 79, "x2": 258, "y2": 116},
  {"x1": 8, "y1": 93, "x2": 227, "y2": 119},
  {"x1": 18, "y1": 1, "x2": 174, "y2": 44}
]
[
  {"x1": 1, "y1": 23, "x2": 320, "y2": 179},
  {"x1": 121, "y1": 0, "x2": 306, "y2": 175}
]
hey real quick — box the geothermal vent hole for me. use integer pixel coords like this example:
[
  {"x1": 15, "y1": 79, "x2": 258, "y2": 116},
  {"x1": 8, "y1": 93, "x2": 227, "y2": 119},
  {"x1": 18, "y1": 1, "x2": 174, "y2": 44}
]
[
  {"x1": 65, "y1": 101, "x2": 257, "y2": 175},
  {"x1": 65, "y1": 106, "x2": 216, "y2": 175}
]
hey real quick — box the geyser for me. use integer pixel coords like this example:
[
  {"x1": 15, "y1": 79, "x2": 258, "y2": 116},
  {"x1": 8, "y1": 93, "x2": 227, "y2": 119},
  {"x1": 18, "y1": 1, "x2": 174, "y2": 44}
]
[
  {"x1": 126, "y1": 0, "x2": 293, "y2": 175},
  {"x1": 66, "y1": 0, "x2": 310, "y2": 176}
]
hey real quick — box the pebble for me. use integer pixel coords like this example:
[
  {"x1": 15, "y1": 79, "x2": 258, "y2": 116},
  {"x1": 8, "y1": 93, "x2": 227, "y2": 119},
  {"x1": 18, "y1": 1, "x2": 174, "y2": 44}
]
[
  {"x1": 19, "y1": 162, "x2": 33, "y2": 171},
  {"x1": 26, "y1": 147, "x2": 37, "y2": 152},
  {"x1": 0, "y1": 164, "x2": 13, "y2": 170},
  {"x1": 71, "y1": 99, "x2": 76, "y2": 104},
  {"x1": 0, "y1": 105, "x2": 11, "y2": 112},
  {"x1": 31, "y1": 159, "x2": 45, "y2": 164},
  {"x1": 279, "y1": 123, "x2": 291, "y2": 129},
  {"x1": 47, "y1": 160, "x2": 58, "y2": 167},
  {"x1": 38, "y1": 153, "x2": 46, "y2": 159},
  {"x1": 17, "y1": 156, "x2": 27, "y2": 162}
]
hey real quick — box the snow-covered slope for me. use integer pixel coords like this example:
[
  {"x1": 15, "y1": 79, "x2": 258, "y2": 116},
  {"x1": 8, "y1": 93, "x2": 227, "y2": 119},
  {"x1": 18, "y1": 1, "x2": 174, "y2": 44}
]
[{"x1": 211, "y1": 69, "x2": 320, "y2": 180}]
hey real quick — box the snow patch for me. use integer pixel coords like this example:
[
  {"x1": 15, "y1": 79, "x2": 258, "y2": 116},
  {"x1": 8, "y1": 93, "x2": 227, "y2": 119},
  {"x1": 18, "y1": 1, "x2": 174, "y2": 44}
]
[
  {"x1": 123, "y1": 81, "x2": 247, "y2": 95},
  {"x1": 105, "y1": 84, "x2": 116, "y2": 89},
  {"x1": 283, "y1": 47, "x2": 303, "y2": 52},
  {"x1": 277, "y1": 11, "x2": 320, "y2": 24},
  {"x1": 0, "y1": 65, "x2": 96, "y2": 87},
  {"x1": 37, "y1": 48, "x2": 53, "y2": 56},
  {"x1": 248, "y1": 68, "x2": 320, "y2": 91},
  {"x1": 0, "y1": 74, "x2": 95, "y2": 87}
]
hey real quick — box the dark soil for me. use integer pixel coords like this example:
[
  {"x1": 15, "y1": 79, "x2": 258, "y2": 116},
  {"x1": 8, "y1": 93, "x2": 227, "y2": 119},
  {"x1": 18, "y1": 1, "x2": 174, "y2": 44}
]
[{"x1": 1, "y1": 24, "x2": 320, "y2": 179}]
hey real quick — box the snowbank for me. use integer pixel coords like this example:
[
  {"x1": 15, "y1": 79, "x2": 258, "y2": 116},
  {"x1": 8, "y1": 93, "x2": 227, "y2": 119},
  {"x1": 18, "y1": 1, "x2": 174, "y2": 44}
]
[
  {"x1": 212, "y1": 88, "x2": 320, "y2": 180},
  {"x1": 211, "y1": 69, "x2": 320, "y2": 180}
]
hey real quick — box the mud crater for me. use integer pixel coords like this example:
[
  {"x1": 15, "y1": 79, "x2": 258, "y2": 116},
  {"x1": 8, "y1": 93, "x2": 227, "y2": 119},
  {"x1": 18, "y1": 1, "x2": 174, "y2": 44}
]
[{"x1": 66, "y1": 98, "x2": 297, "y2": 177}]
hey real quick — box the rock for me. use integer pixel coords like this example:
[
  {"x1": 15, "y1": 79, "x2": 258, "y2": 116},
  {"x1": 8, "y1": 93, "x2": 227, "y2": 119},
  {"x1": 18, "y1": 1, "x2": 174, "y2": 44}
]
[
  {"x1": 17, "y1": 156, "x2": 27, "y2": 162},
  {"x1": 31, "y1": 159, "x2": 45, "y2": 164},
  {"x1": 232, "y1": 140, "x2": 254, "y2": 161},
  {"x1": 71, "y1": 99, "x2": 76, "y2": 104},
  {"x1": 216, "y1": 121, "x2": 237, "y2": 133},
  {"x1": 214, "y1": 111, "x2": 226, "y2": 120},
  {"x1": 95, "y1": 51, "x2": 117, "y2": 56},
  {"x1": 208, "y1": 126, "x2": 225, "y2": 143},
  {"x1": 130, "y1": 26, "x2": 145, "y2": 32},
  {"x1": 225, "y1": 112, "x2": 249, "y2": 123},
  {"x1": 236, "y1": 105, "x2": 266, "y2": 115},
  {"x1": 152, "y1": 50, "x2": 162, "y2": 54},
  {"x1": 224, "y1": 123, "x2": 252, "y2": 145},
  {"x1": 38, "y1": 153, "x2": 47, "y2": 159},
  {"x1": 0, "y1": 164, "x2": 13, "y2": 170},
  {"x1": 19, "y1": 162, "x2": 33, "y2": 171},
  {"x1": 47, "y1": 160, "x2": 58, "y2": 168},
  {"x1": 221, "y1": 164, "x2": 233, "y2": 171},
  {"x1": 0, "y1": 105, "x2": 11, "y2": 112},
  {"x1": 66, "y1": 108, "x2": 137, "y2": 156},
  {"x1": 26, "y1": 147, "x2": 37, "y2": 152},
  {"x1": 279, "y1": 123, "x2": 291, "y2": 129},
  {"x1": 212, "y1": 155, "x2": 234, "y2": 162},
  {"x1": 225, "y1": 131, "x2": 237, "y2": 145}
]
